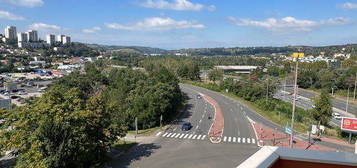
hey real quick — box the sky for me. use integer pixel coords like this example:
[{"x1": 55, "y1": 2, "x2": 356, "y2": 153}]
[{"x1": 1, "y1": 0, "x2": 357, "y2": 49}]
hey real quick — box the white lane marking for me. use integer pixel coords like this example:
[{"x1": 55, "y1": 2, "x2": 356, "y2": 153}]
[
  {"x1": 188, "y1": 134, "x2": 193, "y2": 139},
  {"x1": 184, "y1": 134, "x2": 189, "y2": 139},
  {"x1": 228, "y1": 137, "x2": 232, "y2": 142},
  {"x1": 252, "y1": 139, "x2": 256, "y2": 144},
  {"x1": 156, "y1": 131, "x2": 162, "y2": 136},
  {"x1": 170, "y1": 133, "x2": 177, "y2": 138},
  {"x1": 233, "y1": 137, "x2": 236, "y2": 143},
  {"x1": 247, "y1": 138, "x2": 251, "y2": 144},
  {"x1": 175, "y1": 133, "x2": 181, "y2": 138},
  {"x1": 192, "y1": 135, "x2": 197, "y2": 139},
  {"x1": 179, "y1": 134, "x2": 185, "y2": 139},
  {"x1": 166, "y1": 133, "x2": 172, "y2": 137},
  {"x1": 173, "y1": 127, "x2": 177, "y2": 131},
  {"x1": 223, "y1": 136, "x2": 227, "y2": 142},
  {"x1": 242, "y1": 138, "x2": 246, "y2": 143},
  {"x1": 195, "y1": 125, "x2": 199, "y2": 129},
  {"x1": 162, "y1": 132, "x2": 168, "y2": 137},
  {"x1": 238, "y1": 137, "x2": 241, "y2": 143},
  {"x1": 199, "y1": 119, "x2": 202, "y2": 123},
  {"x1": 201, "y1": 135, "x2": 206, "y2": 140},
  {"x1": 197, "y1": 135, "x2": 202, "y2": 140}
]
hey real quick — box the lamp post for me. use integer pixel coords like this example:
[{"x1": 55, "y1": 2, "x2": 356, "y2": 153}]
[{"x1": 290, "y1": 52, "x2": 304, "y2": 148}]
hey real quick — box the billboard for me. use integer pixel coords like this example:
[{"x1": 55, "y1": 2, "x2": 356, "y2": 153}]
[{"x1": 341, "y1": 117, "x2": 357, "y2": 133}]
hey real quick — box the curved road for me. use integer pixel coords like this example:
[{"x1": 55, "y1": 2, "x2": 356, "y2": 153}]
[{"x1": 109, "y1": 83, "x2": 353, "y2": 168}]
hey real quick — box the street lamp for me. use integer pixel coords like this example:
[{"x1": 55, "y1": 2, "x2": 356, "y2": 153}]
[{"x1": 289, "y1": 52, "x2": 304, "y2": 148}]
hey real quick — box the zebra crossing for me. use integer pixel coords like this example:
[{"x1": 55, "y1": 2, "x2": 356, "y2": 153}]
[
  {"x1": 156, "y1": 131, "x2": 257, "y2": 145},
  {"x1": 156, "y1": 131, "x2": 207, "y2": 140},
  {"x1": 222, "y1": 136, "x2": 256, "y2": 144}
]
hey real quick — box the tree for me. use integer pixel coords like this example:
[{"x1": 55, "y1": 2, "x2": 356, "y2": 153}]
[
  {"x1": 312, "y1": 90, "x2": 333, "y2": 127},
  {"x1": 208, "y1": 69, "x2": 223, "y2": 82}
]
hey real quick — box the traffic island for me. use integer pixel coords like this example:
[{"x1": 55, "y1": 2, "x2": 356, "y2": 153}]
[{"x1": 201, "y1": 93, "x2": 224, "y2": 144}]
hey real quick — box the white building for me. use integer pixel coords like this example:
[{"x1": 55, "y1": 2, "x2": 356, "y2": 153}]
[
  {"x1": 57, "y1": 35, "x2": 65, "y2": 43},
  {"x1": 17, "y1": 33, "x2": 28, "y2": 42},
  {"x1": 46, "y1": 34, "x2": 55, "y2": 45},
  {"x1": 62, "y1": 36, "x2": 71, "y2": 44},
  {"x1": 26, "y1": 30, "x2": 38, "y2": 42},
  {"x1": 4, "y1": 26, "x2": 17, "y2": 40}
]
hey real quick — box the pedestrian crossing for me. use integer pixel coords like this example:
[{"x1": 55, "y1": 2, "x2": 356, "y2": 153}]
[
  {"x1": 156, "y1": 131, "x2": 257, "y2": 145},
  {"x1": 157, "y1": 131, "x2": 207, "y2": 140}
]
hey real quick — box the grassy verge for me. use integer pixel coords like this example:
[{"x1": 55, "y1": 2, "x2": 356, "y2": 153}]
[
  {"x1": 127, "y1": 125, "x2": 170, "y2": 135},
  {"x1": 183, "y1": 80, "x2": 310, "y2": 134},
  {"x1": 112, "y1": 140, "x2": 138, "y2": 152}
]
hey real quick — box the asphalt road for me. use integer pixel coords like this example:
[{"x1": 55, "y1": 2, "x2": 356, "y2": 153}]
[
  {"x1": 109, "y1": 84, "x2": 354, "y2": 168},
  {"x1": 109, "y1": 84, "x2": 259, "y2": 168},
  {"x1": 284, "y1": 87, "x2": 357, "y2": 116}
]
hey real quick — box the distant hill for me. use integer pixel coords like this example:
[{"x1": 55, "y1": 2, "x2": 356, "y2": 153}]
[{"x1": 85, "y1": 44, "x2": 168, "y2": 54}]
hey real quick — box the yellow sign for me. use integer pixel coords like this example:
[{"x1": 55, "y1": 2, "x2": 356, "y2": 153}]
[{"x1": 292, "y1": 52, "x2": 304, "y2": 58}]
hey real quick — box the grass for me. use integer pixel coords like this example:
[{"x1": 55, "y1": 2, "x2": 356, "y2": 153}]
[
  {"x1": 112, "y1": 140, "x2": 137, "y2": 152},
  {"x1": 183, "y1": 80, "x2": 310, "y2": 134},
  {"x1": 127, "y1": 125, "x2": 170, "y2": 135}
]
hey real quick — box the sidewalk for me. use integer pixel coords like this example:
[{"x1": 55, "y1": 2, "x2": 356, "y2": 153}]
[{"x1": 252, "y1": 122, "x2": 335, "y2": 152}]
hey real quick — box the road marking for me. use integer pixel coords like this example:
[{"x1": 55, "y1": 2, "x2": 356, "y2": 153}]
[
  {"x1": 156, "y1": 132, "x2": 162, "y2": 136},
  {"x1": 188, "y1": 134, "x2": 193, "y2": 139},
  {"x1": 228, "y1": 137, "x2": 232, "y2": 142},
  {"x1": 197, "y1": 135, "x2": 203, "y2": 140},
  {"x1": 173, "y1": 127, "x2": 177, "y2": 131},
  {"x1": 184, "y1": 134, "x2": 189, "y2": 139},
  {"x1": 179, "y1": 134, "x2": 185, "y2": 138},
  {"x1": 252, "y1": 139, "x2": 256, "y2": 144},
  {"x1": 199, "y1": 119, "x2": 202, "y2": 123},
  {"x1": 201, "y1": 135, "x2": 206, "y2": 140},
  {"x1": 166, "y1": 133, "x2": 172, "y2": 137},
  {"x1": 162, "y1": 132, "x2": 168, "y2": 137},
  {"x1": 223, "y1": 136, "x2": 227, "y2": 142},
  {"x1": 242, "y1": 138, "x2": 246, "y2": 143},
  {"x1": 247, "y1": 138, "x2": 251, "y2": 144},
  {"x1": 192, "y1": 135, "x2": 197, "y2": 139},
  {"x1": 238, "y1": 137, "x2": 241, "y2": 143},
  {"x1": 175, "y1": 133, "x2": 181, "y2": 138},
  {"x1": 170, "y1": 133, "x2": 177, "y2": 138},
  {"x1": 233, "y1": 137, "x2": 236, "y2": 143}
]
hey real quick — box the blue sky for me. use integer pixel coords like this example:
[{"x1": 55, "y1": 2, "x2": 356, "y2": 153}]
[{"x1": 1, "y1": 0, "x2": 357, "y2": 49}]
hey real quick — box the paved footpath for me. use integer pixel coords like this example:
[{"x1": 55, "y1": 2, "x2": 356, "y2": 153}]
[
  {"x1": 202, "y1": 94, "x2": 224, "y2": 143},
  {"x1": 252, "y1": 122, "x2": 336, "y2": 152}
]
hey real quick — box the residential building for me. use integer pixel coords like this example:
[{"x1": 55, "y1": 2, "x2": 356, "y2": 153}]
[
  {"x1": 26, "y1": 30, "x2": 38, "y2": 42},
  {"x1": 4, "y1": 26, "x2": 17, "y2": 40},
  {"x1": 62, "y1": 36, "x2": 71, "y2": 44},
  {"x1": 17, "y1": 33, "x2": 28, "y2": 42},
  {"x1": 46, "y1": 34, "x2": 55, "y2": 45},
  {"x1": 57, "y1": 35, "x2": 65, "y2": 43}
]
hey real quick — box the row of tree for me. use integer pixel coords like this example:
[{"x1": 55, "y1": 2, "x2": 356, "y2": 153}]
[{"x1": 0, "y1": 62, "x2": 183, "y2": 167}]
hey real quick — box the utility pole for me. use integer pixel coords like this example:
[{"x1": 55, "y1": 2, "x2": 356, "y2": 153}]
[
  {"x1": 160, "y1": 115, "x2": 163, "y2": 128},
  {"x1": 284, "y1": 79, "x2": 286, "y2": 100},
  {"x1": 290, "y1": 52, "x2": 304, "y2": 148},
  {"x1": 266, "y1": 78, "x2": 269, "y2": 104},
  {"x1": 353, "y1": 73, "x2": 357, "y2": 100},
  {"x1": 346, "y1": 88, "x2": 350, "y2": 113}
]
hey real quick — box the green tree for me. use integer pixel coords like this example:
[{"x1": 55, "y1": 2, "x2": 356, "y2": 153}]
[
  {"x1": 208, "y1": 69, "x2": 224, "y2": 82},
  {"x1": 312, "y1": 90, "x2": 333, "y2": 127}
]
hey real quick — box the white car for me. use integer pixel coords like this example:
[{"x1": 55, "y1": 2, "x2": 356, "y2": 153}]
[{"x1": 333, "y1": 113, "x2": 342, "y2": 120}]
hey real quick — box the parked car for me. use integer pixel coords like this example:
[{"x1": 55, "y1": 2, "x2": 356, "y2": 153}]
[
  {"x1": 333, "y1": 113, "x2": 342, "y2": 120},
  {"x1": 197, "y1": 94, "x2": 202, "y2": 99},
  {"x1": 182, "y1": 122, "x2": 192, "y2": 131}
]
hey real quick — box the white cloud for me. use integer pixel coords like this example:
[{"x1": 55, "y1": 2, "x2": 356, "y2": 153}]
[
  {"x1": 6, "y1": 0, "x2": 44, "y2": 7},
  {"x1": 0, "y1": 10, "x2": 25, "y2": 21},
  {"x1": 228, "y1": 16, "x2": 352, "y2": 32},
  {"x1": 340, "y1": 2, "x2": 357, "y2": 9},
  {"x1": 29, "y1": 22, "x2": 61, "y2": 32},
  {"x1": 106, "y1": 17, "x2": 205, "y2": 31},
  {"x1": 82, "y1": 26, "x2": 101, "y2": 33},
  {"x1": 140, "y1": 0, "x2": 215, "y2": 11}
]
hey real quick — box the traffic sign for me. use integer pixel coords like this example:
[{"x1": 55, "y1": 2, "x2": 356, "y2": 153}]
[
  {"x1": 285, "y1": 126, "x2": 292, "y2": 135},
  {"x1": 341, "y1": 117, "x2": 357, "y2": 133}
]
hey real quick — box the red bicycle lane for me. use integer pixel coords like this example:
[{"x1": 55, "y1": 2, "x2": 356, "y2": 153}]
[{"x1": 202, "y1": 94, "x2": 224, "y2": 143}]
